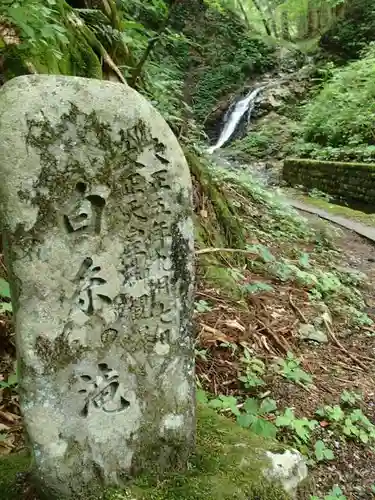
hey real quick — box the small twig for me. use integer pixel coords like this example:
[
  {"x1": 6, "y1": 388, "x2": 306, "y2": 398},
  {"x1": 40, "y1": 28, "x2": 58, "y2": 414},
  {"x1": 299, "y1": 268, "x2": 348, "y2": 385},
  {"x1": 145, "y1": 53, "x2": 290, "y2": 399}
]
[
  {"x1": 323, "y1": 317, "x2": 368, "y2": 370},
  {"x1": 289, "y1": 294, "x2": 307, "y2": 323},
  {"x1": 195, "y1": 247, "x2": 256, "y2": 256},
  {"x1": 296, "y1": 381, "x2": 313, "y2": 393},
  {"x1": 200, "y1": 323, "x2": 219, "y2": 335},
  {"x1": 257, "y1": 319, "x2": 290, "y2": 354},
  {"x1": 195, "y1": 291, "x2": 229, "y2": 304},
  {"x1": 0, "y1": 409, "x2": 20, "y2": 424},
  {"x1": 102, "y1": 49, "x2": 127, "y2": 84},
  {"x1": 332, "y1": 345, "x2": 373, "y2": 364},
  {"x1": 335, "y1": 359, "x2": 364, "y2": 373},
  {"x1": 334, "y1": 377, "x2": 359, "y2": 385},
  {"x1": 316, "y1": 382, "x2": 335, "y2": 395},
  {"x1": 221, "y1": 379, "x2": 237, "y2": 386}
]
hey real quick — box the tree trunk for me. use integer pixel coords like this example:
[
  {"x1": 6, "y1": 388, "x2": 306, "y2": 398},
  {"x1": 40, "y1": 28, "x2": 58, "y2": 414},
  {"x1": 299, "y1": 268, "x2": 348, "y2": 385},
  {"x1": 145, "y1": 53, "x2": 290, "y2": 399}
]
[
  {"x1": 252, "y1": 0, "x2": 272, "y2": 36},
  {"x1": 281, "y1": 10, "x2": 290, "y2": 40},
  {"x1": 236, "y1": 0, "x2": 251, "y2": 29},
  {"x1": 307, "y1": 1, "x2": 315, "y2": 37},
  {"x1": 297, "y1": 13, "x2": 307, "y2": 39}
]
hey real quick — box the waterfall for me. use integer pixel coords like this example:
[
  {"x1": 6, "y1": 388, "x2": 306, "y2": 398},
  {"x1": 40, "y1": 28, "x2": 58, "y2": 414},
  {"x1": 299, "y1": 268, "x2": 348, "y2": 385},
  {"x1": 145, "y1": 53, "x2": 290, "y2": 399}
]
[{"x1": 207, "y1": 87, "x2": 263, "y2": 154}]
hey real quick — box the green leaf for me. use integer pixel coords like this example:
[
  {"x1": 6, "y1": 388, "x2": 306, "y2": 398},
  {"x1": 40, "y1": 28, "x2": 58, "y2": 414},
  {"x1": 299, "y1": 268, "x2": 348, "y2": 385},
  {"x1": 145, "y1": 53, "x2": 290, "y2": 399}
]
[
  {"x1": 340, "y1": 390, "x2": 362, "y2": 406},
  {"x1": 314, "y1": 440, "x2": 334, "y2": 461},
  {"x1": 359, "y1": 431, "x2": 369, "y2": 444},
  {"x1": 208, "y1": 399, "x2": 223, "y2": 409},
  {"x1": 275, "y1": 408, "x2": 295, "y2": 427},
  {"x1": 327, "y1": 485, "x2": 345, "y2": 499},
  {"x1": 7, "y1": 372, "x2": 17, "y2": 386},
  {"x1": 243, "y1": 398, "x2": 259, "y2": 415},
  {"x1": 294, "y1": 420, "x2": 312, "y2": 442},
  {"x1": 243, "y1": 282, "x2": 274, "y2": 294},
  {"x1": 328, "y1": 405, "x2": 345, "y2": 422},
  {"x1": 196, "y1": 389, "x2": 208, "y2": 404},
  {"x1": 250, "y1": 417, "x2": 277, "y2": 438},
  {"x1": 299, "y1": 252, "x2": 310, "y2": 268},
  {"x1": 0, "y1": 302, "x2": 12, "y2": 314},
  {"x1": 237, "y1": 413, "x2": 256, "y2": 428},
  {"x1": 208, "y1": 395, "x2": 240, "y2": 416},
  {"x1": 259, "y1": 398, "x2": 277, "y2": 415},
  {"x1": 0, "y1": 278, "x2": 10, "y2": 299}
]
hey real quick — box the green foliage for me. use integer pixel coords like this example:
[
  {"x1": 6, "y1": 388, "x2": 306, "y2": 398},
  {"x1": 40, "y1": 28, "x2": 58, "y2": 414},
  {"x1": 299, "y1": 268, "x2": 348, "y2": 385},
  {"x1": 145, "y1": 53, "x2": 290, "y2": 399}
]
[
  {"x1": 276, "y1": 408, "x2": 317, "y2": 444},
  {"x1": 316, "y1": 401, "x2": 375, "y2": 446},
  {"x1": 308, "y1": 188, "x2": 332, "y2": 203},
  {"x1": 314, "y1": 440, "x2": 335, "y2": 462},
  {"x1": 201, "y1": 164, "x2": 371, "y2": 329},
  {"x1": 246, "y1": 244, "x2": 275, "y2": 263},
  {"x1": 195, "y1": 300, "x2": 213, "y2": 313},
  {"x1": 236, "y1": 397, "x2": 278, "y2": 438},
  {"x1": 142, "y1": 57, "x2": 186, "y2": 133},
  {"x1": 229, "y1": 115, "x2": 300, "y2": 160},
  {"x1": 0, "y1": 0, "x2": 69, "y2": 71},
  {"x1": 290, "y1": 139, "x2": 375, "y2": 163},
  {"x1": 238, "y1": 348, "x2": 266, "y2": 389},
  {"x1": 241, "y1": 282, "x2": 274, "y2": 294},
  {"x1": 0, "y1": 371, "x2": 18, "y2": 390},
  {"x1": 340, "y1": 390, "x2": 362, "y2": 407},
  {"x1": 301, "y1": 43, "x2": 375, "y2": 148},
  {"x1": 316, "y1": 405, "x2": 345, "y2": 422},
  {"x1": 342, "y1": 409, "x2": 375, "y2": 444},
  {"x1": 0, "y1": 278, "x2": 12, "y2": 314},
  {"x1": 0, "y1": 0, "x2": 105, "y2": 79},
  {"x1": 207, "y1": 394, "x2": 241, "y2": 416},
  {"x1": 171, "y1": 1, "x2": 275, "y2": 123},
  {"x1": 0, "y1": 0, "x2": 189, "y2": 132},
  {"x1": 310, "y1": 485, "x2": 347, "y2": 500},
  {"x1": 200, "y1": 390, "x2": 278, "y2": 439},
  {"x1": 320, "y1": 0, "x2": 375, "y2": 60},
  {"x1": 274, "y1": 352, "x2": 313, "y2": 387}
]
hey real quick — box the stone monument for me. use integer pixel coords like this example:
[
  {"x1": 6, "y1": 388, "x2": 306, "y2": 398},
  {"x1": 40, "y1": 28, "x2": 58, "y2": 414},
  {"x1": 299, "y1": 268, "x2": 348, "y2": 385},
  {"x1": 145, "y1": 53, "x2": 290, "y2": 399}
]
[{"x1": 0, "y1": 75, "x2": 195, "y2": 498}]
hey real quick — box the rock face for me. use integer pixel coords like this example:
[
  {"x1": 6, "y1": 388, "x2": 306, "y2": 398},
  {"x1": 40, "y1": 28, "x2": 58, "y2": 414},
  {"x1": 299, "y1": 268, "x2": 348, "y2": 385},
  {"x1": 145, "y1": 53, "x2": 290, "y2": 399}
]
[
  {"x1": 0, "y1": 75, "x2": 195, "y2": 498},
  {"x1": 264, "y1": 449, "x2": 308, "y2": 498}
]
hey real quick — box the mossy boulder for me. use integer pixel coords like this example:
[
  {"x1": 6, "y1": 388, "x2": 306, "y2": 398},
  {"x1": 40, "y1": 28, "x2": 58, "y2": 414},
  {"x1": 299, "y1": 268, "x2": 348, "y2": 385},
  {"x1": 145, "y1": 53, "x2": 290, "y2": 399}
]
[{"x1": 0, "y1": 406, "x2": 305, "y2": 499}]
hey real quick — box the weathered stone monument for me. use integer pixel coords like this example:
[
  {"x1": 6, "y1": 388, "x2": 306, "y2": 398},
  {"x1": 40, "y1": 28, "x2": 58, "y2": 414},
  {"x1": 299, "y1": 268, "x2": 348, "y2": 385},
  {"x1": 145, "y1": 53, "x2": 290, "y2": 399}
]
[{"x1": 0, "y1": 75, "x2": 195, "y2": 497}]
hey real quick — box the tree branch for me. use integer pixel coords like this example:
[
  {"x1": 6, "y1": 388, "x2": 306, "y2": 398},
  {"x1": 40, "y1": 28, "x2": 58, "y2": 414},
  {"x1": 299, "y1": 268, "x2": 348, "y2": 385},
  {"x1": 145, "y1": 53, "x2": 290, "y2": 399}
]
[{"x1": 129, "y1": 0, "x2": 180, "y2": 88}]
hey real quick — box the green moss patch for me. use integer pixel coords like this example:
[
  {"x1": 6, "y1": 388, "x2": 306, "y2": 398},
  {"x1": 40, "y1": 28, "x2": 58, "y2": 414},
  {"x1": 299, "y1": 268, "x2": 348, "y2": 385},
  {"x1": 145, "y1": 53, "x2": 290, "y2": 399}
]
[
  {"x1": 0, "y1": 407, "x2": 290, "y2": 500},
  {"x1": 0, "y1": 452, "x2": 30, "y2": 500},
  {"x1": 288, "y1": 192, "x2": 375, "y2": 227}
]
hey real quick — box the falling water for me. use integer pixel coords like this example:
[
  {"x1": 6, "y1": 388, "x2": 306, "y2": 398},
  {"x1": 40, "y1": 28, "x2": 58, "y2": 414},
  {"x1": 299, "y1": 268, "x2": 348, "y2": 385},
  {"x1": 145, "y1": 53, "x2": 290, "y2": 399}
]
[{"x1": 207, "y1": 87, "x2": 263, "y2": 154}]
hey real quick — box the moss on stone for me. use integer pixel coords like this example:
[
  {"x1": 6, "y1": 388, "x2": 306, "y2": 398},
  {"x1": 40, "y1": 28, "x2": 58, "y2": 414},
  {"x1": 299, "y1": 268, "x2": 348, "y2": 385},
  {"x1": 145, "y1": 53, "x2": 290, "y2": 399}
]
[
  {"x1": 283, "y1": 157, "x2": 375, "y2": 205},
  {"x1": 0, "y1": 406, "x2": 291, "y2": 500},
  {"x1": 108, "y1": 405, "x2": 289, "y2": 500},
  {"x1": 186, "y1": 149, "x2": 246, "y2": 252},
  {"x1": 292, "y1": 194, "x2": 375, "y2": 227},
  {"x1": 203, "y1": 264, "x2": 245, "y2": 303}
]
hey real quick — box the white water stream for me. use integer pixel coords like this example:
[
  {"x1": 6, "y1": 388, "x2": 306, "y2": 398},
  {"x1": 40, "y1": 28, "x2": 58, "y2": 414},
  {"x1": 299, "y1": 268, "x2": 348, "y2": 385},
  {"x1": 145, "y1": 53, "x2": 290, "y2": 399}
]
[{"x1": 207, "y1": 86, "x2": 264, "y2": 154}]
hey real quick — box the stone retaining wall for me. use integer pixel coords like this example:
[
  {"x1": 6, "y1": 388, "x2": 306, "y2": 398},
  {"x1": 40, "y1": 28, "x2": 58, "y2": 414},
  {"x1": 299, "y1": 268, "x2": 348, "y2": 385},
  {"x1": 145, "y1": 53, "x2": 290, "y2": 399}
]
[{"x1": 283, "y1": 158, "x2": 375, "y2": 204}]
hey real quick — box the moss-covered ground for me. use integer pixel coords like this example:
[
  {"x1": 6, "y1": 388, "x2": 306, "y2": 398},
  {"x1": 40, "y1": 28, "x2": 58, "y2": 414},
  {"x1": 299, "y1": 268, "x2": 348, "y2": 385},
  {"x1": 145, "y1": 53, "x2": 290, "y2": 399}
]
[{"x1": 0, "y1": 406, "x2": 290, "y2": 500}]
